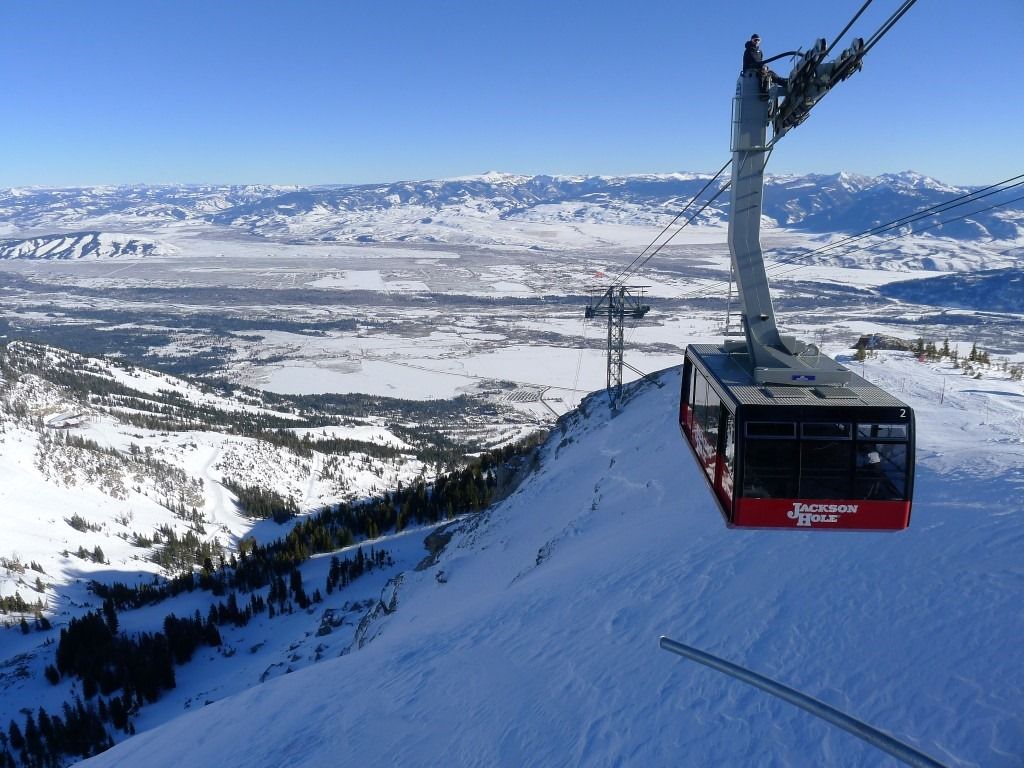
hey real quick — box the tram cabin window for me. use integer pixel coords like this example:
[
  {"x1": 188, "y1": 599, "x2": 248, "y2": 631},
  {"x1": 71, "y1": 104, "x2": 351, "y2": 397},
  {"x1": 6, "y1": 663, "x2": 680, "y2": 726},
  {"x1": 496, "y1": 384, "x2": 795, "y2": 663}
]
[
  {"x1": 720, "y1": 411, "x2": 736, "y2": 501},
  {"x1": 855, "y1": 423, "x2": 909, "y2": 500},
  {"x1": 799, "y1": 422, "x2": 853, "y2": 499},
  {"x1": 746, "y1": 422, "x2": 796, "y2": 439},
  {"x1": 742, "y1": 421, "x2": 797, "y2": 498},
  {"x1": 857, "y1": 423, "x2": 908, "y2": 441},
  {"x1": 697, "y1": 387, "x2": 722, "y2": 479}
]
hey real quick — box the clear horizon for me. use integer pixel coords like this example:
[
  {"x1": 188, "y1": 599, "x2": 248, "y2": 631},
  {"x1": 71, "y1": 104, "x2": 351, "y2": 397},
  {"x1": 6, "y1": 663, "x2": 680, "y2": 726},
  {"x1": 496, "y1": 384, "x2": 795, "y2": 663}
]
[
  {"x1": 0, "y1": 167, "x2": 980, "y2": 190},
  {"x1": 1, "y1": 0, "x2": 1020, "y2": 188}
]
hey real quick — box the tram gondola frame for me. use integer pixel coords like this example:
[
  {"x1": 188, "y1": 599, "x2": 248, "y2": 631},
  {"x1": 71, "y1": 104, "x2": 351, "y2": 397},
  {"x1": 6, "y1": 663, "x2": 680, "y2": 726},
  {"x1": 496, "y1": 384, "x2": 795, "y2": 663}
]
[{"x1": 680, "y1": 345, "x2": 915, "y2": 531}]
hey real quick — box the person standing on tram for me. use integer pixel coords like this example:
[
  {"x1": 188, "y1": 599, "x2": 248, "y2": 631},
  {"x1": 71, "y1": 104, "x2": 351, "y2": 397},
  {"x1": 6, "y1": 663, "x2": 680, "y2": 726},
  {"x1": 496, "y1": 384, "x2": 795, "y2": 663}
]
[{"x1": 743, "y1": 34, "x2": 788, "y2": 92}]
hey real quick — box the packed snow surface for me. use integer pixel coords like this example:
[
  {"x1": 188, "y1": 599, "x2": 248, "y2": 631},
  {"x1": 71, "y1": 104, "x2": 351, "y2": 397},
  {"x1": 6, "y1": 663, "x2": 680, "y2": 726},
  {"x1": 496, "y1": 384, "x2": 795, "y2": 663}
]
[{"x1": 81, "y1": 353, "x2": 1023, "y2": 767}]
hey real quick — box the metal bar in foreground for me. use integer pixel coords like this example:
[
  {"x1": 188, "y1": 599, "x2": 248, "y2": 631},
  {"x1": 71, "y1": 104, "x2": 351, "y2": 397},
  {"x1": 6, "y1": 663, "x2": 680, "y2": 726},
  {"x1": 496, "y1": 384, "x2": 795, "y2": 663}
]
[{"x1": 659, "y1": 636, "x2": 946, "y2": 768}]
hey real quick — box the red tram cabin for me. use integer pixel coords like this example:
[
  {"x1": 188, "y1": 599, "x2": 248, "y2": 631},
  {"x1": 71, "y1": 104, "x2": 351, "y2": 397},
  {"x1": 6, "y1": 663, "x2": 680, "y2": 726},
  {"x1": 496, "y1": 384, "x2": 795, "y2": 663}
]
[{"x1": 680, "y1": 345, "x2": 915, "y2": 530}]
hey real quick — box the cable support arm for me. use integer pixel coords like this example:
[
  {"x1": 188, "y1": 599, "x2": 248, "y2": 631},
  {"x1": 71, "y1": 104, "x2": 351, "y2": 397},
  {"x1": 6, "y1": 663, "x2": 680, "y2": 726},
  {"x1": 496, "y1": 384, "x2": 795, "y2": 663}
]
[{"x1": 774, "y1": 0, "x2": 919, "y2": 140}]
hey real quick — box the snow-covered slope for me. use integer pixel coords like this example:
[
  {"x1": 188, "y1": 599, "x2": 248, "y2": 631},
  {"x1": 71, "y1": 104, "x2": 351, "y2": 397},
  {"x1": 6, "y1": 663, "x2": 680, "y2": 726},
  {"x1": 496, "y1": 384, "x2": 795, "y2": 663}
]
[
  {"x1": 78, "y1": 352, "x2": 1024, "y2": 768},
  {"x1": 0, "y1": 341, "x2": 432, "y2": 630},
  {"x1": 0, "y1": 231, "x2": 177, "y2": 260}
]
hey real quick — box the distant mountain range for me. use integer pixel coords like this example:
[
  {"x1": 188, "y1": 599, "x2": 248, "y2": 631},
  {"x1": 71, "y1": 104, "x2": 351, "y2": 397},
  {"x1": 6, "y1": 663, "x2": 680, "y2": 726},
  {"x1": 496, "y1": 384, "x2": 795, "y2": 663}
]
[{"x1": 0, "y1": 171, "x2": 1021, "y2": 259}]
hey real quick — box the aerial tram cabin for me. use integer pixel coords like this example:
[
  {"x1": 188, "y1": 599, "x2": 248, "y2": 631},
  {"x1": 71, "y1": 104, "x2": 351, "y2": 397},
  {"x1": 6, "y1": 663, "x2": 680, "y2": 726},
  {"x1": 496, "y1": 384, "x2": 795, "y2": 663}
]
[
  {"x1": 680, "y1": 345, "x2": 914, "y2": 529},
  {"x1": 676, "y1": 36, "x2": 915, "y2": 529}
]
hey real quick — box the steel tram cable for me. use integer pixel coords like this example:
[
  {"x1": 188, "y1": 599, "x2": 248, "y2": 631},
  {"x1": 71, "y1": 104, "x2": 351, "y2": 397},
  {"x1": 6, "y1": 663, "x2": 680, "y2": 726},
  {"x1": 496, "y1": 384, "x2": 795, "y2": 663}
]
[
  {"x1": 659, "y1": 189, "x2": 1024, "y2": 313},
  {"x1": 668, "y1": 188, "x2": 1024, "y2": 307},
  {"x1": 612, "y1": 158, "x2": 733, "y2": 286},
  {"x1": 770, "y1": 175, "x2": 1024, "y2": 267},
  {"x1": 862, "y1": 0, "x2": 918, "y2": 56},
  {"x1": 662, "y1": 177, "x2": 1024, "y2": 306},
  {"x1": 612, "y1": 158, "x2": 732, "y2": 284},
  {"x1": 627, "y1": 180, "x2": 733, "y2": 275},
  {"x1": 769, "y1": 189, "x2": 1024, "y2": 282},
  {"x1": 666, "y1": 189, "x2": 1024, "y2": 310},
  {"x1": 760, "y1": 181, "x2": 1024, "y2": 278},
  {"x1": 623, "y1": 148, "x2": 773, "y2": 289},
  {"x1": 621, "y1": 178, "x2": 736, "y2": 348},
  {"x1": 822, "y1": 0, "x2": 875, "y2": 59}
]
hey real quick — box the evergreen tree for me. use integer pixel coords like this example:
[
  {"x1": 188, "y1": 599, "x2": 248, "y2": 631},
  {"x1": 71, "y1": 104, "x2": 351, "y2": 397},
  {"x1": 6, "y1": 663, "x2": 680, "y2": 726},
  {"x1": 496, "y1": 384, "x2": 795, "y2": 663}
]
[
  {"x1": 7, "y1": 723, "x2": 23, "y2": 754},
  {"x1": 22, "y1": 714, "x2": 41, "y2": 766},
  {"x1": 102, "y1": 598, "x2": 119, "y2": 634}
]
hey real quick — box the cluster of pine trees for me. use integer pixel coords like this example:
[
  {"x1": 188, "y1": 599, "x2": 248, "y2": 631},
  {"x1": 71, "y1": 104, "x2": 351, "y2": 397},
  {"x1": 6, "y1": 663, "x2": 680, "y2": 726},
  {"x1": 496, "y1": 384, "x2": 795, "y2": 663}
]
[
  {"x1": 222, "y1": 479, "x2": 298, "y2": 523},
  {"x1": 325, "y1": 548, "x2": 392, "y2": 594},
  {"x1": 71, "y1": 546, "x2": 105, "y2": 565},
  {"x1": 1, "y1": 698, "x2": 115, "y2": 768},
  {"x1": 911, "y1": 337, "x2": 991, "y2": 364},
  {"x1": 911, "y1": 337, "x2": 1024, "y2": 379},
  {"x1": 150, "y1": 526, "x2": 223, "y2": 576},
  {"x1": 91, "y1": 434, "x2": 539, "y2": 611},
  {"x1": 18, "y1": 543, "x2": 392, "y2": 767},
  {"x1": 0, "y1": 594, "x2": 43, "y2": 615},
  {"x1": 51, "y1": 609, "x2": 182, "y2": 703},
  {"x1": 10, "y1": 602, "x2": 224, "y2": 766}
]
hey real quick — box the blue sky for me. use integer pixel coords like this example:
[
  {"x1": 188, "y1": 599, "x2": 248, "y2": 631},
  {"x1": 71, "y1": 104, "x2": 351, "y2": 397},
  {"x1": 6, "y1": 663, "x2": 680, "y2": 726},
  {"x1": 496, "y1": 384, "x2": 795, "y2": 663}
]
[{"x1": 0, "y1": 0, "x2": 1020, "y2": 186}]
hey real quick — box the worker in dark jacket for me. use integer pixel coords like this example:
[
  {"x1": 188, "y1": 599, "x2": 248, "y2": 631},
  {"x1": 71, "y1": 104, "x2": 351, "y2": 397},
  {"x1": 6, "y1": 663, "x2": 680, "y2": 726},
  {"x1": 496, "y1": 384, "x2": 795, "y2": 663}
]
[
  {"x1": 743, "y1": 34, "x2": 763, "y2": 71},
  {"x1": 743, "y1": 34, "x2": 788, "y2": 91}
]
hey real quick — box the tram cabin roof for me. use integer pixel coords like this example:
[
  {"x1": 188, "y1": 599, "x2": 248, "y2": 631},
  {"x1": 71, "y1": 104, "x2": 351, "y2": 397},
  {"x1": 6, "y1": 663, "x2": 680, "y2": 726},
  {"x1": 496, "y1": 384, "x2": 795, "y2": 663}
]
[{"x1": 687, "y1": 344, "x2": 911, "y2": 410}]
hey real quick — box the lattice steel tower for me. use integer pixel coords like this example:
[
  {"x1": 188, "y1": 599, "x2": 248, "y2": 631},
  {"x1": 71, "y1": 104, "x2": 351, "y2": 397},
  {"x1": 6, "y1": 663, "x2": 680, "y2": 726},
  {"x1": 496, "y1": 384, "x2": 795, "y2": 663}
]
[{"x1": 585, "y1": 286, "x2": 650, "y2": 406}]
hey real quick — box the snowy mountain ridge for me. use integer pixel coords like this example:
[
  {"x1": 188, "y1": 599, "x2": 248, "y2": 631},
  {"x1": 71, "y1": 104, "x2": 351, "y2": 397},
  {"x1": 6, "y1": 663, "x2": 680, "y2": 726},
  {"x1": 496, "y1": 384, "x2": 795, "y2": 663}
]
[{"x1": 1, "y1": 171, "x2": 1021, "y2": 257}]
